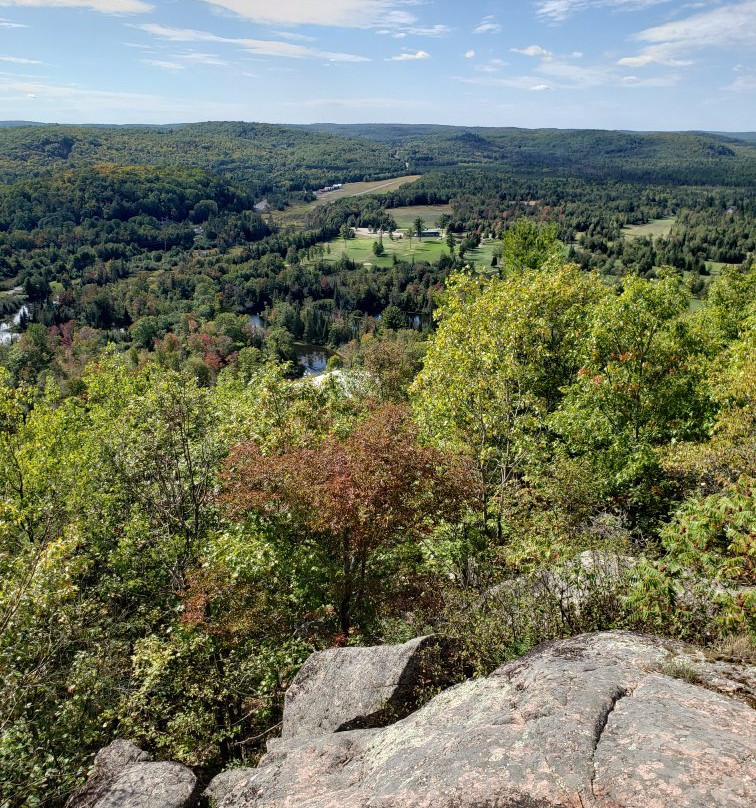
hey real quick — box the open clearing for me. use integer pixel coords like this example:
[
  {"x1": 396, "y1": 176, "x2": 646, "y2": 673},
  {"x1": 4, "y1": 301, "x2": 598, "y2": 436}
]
[
  {"x1": 622, "y1": 217, "x2": 676, "y2": 240},
  {"x1": 388, "y1": 205, "x2": 453, "y2": 230},
  {"x1": 317, "y1": 231, "x2": 499, "y2": 270},
  {"x1": 276, "y1": 175, "x2": 420, "y2": 226}
]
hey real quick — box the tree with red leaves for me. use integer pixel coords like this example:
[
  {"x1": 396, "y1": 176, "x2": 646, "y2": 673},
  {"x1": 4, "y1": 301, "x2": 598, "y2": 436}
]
[{"x1": 221, "y1": 404, "x2": 476, "y2": 634}]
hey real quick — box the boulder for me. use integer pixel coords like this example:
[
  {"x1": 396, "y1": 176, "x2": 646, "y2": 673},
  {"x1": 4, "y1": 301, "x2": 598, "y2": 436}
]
[
  {"x1": 220, "y1": 631, "x2": 756, "y2": 808},
  {"x1": 204, "y1": 769, "x2": 257, "y2": 806},
  {"x1": 65, "y1": 740, "x2": 198, "y2": 808},
  {"x1": 280, "y1": 634, "x2": 439, "y2": 741}
]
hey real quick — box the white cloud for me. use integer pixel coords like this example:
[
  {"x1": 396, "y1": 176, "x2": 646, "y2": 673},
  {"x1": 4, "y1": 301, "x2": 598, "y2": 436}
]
[
  {"x1": 135, "y1": 23, "x2": 370, "y2": 62},
  {"x1": 619, "y1": 1, "x2": 756, "y2": 67},
  {"x1": 636, "y1": 1, "x2": 756, "y2": 49},
  {"x1": 511, "y1": 44, "x2": 553, "y2": 57},
  {"x1": 0, "y1": 0, "x2": 152, "y2": 13},
  {"x1": 195, "y1": 0, "x2": 414, "y2": 29},
  {"x1": 0, "y1": 54, "x2": 42, "y2": 63},
  {"x1": 405, "y1": 24, "x2": 452, "y2": 37},
  {"x1": 465, "y1": 49, "x2": 475, "y2": 59},
  {"x1": 535, "y1": 1, "x2": 672, "y2": 23},
  {"x1": 530, "y1": 83, "x2": 552, "y2": 91},
  {"x1": 473, "y1": 15, "x2": 501, "y2": 34},
  {"x1": 387, "y1": 49, "x2": 430, "y2": 61},
  {"x1": 272, "y1": 30, "x2": 316, "y2": 43},
  {"x1": 0, "y1": 17, "x2": 27, "y2": 26},
  {"x1": 142, "y1": 59, "x2": 183, "y2": 70},
  {"x1": 617, "y1": 50, "x2": 692, "y2": 67},
  {"x1": 177, "y1": 51, "x2": 229, "y2": 67},
  {"x1": 621, "y1": 73, "x2": 679, "y2": 86}
]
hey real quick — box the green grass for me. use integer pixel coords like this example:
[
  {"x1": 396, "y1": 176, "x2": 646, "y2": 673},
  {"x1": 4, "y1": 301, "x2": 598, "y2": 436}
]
[
  {"x1": 622, "y1": 217, "x2": 677, "y2": 240},
  {"x1": 387, "y1": 204, "x2": 453, "y2": 230},
  {"x1": 317, "y1": 231, "x2": 501, "y2": 270},
  {"x1": 322, "y1": 233, "x2": 448, "y2": 267}
]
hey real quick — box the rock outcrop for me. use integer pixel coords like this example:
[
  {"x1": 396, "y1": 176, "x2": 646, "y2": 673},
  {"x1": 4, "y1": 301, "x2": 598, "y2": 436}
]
[
  {"x1": 76, "y1": 632, "x2": 756, "y2": 808},
  {"x1": 280, "y1": 634, "x2": 439, "y2": 740},
  {"x1": 218, "y1": 631, "x2": 755, "y2": 808},
  {"x1": 65, "y1": 739, "x2": 198, "y2": 808}
]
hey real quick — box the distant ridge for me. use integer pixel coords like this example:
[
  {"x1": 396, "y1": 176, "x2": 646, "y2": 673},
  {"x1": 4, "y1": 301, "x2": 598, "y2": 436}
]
[
  {"x1": 0, "y1": 120, "x2": 48, "y2": 128},
  {"x1": 0, "y1": 121, "x2": 755, "y2": 142},
  {"x1": 705, "y1": 131, "x2": 756, "y2": 142}
]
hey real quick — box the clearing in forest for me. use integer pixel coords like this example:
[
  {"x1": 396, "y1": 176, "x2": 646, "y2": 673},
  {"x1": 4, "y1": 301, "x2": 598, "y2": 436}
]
[
  {"x1": 388, "y1": 204, "x2": 453, "y2": 230},
  {"x1": 277, "y1": 175, "x2": 421, "y2": 226},
  {"x1": 621, "y1": 216, "x2": 677, "y2": 239}
]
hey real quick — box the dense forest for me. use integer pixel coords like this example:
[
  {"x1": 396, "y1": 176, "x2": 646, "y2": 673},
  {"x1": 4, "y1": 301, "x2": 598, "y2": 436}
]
[{"x1": 0, "y1": 122, "x2": 754, "y2": 806}]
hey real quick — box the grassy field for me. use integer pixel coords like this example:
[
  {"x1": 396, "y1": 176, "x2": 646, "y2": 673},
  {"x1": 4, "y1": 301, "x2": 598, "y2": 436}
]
[
  {"x1": 621, "y1": 217, "x2": 677, "y2": 240},
  {"x1": 705, "y1": 261, "x2": 730, "y2": 274},
  {"x1": 276, "y1": 175, "x2": 420, "y2": 227},
  {"x1": 388, "y1": 204, "x2": 453, "y2": 230},
  {"x1": 319, "y1": 231, "x2": 500, "y2": 270}
]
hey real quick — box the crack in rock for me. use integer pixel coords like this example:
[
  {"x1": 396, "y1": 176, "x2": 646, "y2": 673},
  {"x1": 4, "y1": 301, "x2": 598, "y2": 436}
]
[{"x1": 588, "y1": 684, "x2": 635, "y2": 801}]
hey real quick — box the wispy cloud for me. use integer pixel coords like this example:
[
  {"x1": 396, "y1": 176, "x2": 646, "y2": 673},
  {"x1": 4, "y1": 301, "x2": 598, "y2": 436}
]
[
  {"x1": 0, "y1": 17, "x2": 27, "y2": 26},
  {"x1": 511, "y1": 44, "x2": 553, "y2": 57},
  {"x1": 473, "y1": 15, "x2": 501, "y2": 34},
  {"x1": 387, "y1": 49, "x2": 431, "y2": 61},
  {"x1": 195, "y1": 0, "x2": 414, "y2": 29},
  {"x1": 272, "y1": 30, "x2": 316, "y2": 43},
  {"x1": 0, "y1": 0, "x2": 152, "y2": 13},
  {"x1": 376, "y1": 23, "x2": 451, "y2": 39},
  {"x1": 724, "y1": 72, "x2": 756, "y2": 92},
  {"x1": 177, "y1": 51, "x2": 229, "y2": 67},
  {"x1": 0, "y1": 54, "x2": 42, "y2": 64},
  {"x1": 142, "y1": 58, "x2": 183, "y2": 70},
  {"x1": 619, "y1": 1, "x2": 756, "y2": 67},
  {"x1": 617, "y1": 50, "x2": 691, "y2": 67},
  {"x1": 135, "y1": 23, "x2": 370, "y2": 62},
  {"x1": 474, "y1": 58, "x2": 509, "y2": 73},
  {"x1": 535, "y1": 1, "x2": 672, "y2": 23},
  {"x1": 0, "y1": 74, "x2": 248, "y2": 121},
  {"x1": 531, "y1": 83, "x2": 552, "y2": 91}
]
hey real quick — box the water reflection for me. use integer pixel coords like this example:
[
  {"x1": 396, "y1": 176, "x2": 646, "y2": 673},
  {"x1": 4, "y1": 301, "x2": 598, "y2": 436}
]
[{"x1": 0, "y1": 305, "x2": 28, "y2": 345}]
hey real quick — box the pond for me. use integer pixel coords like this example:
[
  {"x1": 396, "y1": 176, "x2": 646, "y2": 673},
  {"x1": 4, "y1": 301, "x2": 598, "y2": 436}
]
[
  {"x1": 295, "y1": 345, "x2": 333, "y2": 377},
  {"x1": 0, "y1": 305, "x2": 28, "y2": 345}
]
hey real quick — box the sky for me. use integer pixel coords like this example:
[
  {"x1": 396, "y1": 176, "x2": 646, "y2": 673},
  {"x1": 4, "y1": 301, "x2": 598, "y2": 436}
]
[{"x1": 0, "y1": 0, "x2": 753, "y2": 130}]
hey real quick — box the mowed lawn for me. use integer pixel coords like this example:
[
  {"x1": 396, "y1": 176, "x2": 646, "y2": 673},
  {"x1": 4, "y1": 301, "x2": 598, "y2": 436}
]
[
  {"x1": 388, "y1": 204, "x2": 453, "y2": 230},
  {"x1": 319, "y1": 231, "x2": 500, "y2": 269},
  {"x1": 621, "y1": 217, "x2": 677, "y2": 239}
]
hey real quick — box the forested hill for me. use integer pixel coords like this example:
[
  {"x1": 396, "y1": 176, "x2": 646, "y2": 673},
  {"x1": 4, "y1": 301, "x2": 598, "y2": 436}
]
[
  {"x1": 0, "y1": 122, "x2": 401, "y2": 198},
  {"x1": 304, "y1": 123, "x2": 756, "y2": 185},
  {"x1": 0, "y1": 122, "x2": 754, "y2": 192}
]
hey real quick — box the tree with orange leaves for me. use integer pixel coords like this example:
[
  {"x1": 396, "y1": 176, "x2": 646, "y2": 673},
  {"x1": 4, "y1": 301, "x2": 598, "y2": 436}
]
[{"x1": 221, "y1": 404, "x2": 476, "y2": 635}]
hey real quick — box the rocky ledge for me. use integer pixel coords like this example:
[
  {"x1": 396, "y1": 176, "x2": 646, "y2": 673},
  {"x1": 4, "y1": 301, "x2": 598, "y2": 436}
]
[{"x1": 70, "y1": 631, "x2": 756, "y2": 808}]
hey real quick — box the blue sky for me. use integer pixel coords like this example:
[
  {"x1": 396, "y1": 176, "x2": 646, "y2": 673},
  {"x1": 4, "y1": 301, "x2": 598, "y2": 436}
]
[{"x1": 0, "y1": 1, "x2": 753, "y2": 130}]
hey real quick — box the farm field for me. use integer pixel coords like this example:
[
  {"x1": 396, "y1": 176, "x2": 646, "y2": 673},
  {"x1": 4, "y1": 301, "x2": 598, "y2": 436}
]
[
  {"x1": 276, "y1": 175, "x2": 420, "y2": 226},
  {"x1": 621, "y1": 217, "x2": 677, "y2": 239}
]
